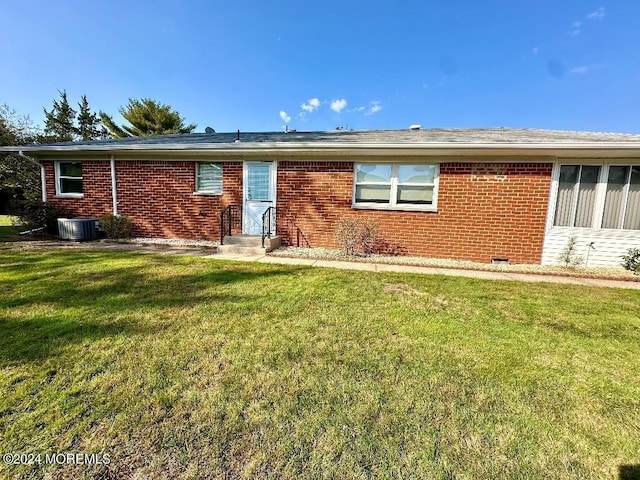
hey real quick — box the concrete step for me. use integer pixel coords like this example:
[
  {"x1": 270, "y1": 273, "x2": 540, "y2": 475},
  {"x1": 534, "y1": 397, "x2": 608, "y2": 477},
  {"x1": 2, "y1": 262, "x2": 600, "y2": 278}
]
[
  {"x1": 219, "y1": 235, "x2": 281, "y2": 254},
  {"x1": 222, "y1": 235, "x2": 262, "y2": 247}
]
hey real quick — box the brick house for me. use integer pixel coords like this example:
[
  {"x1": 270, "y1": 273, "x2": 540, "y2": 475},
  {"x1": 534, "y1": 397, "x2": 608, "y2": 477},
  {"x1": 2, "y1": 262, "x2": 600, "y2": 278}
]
[{"x1": 6, "y1": 128, "x2": 640, "y2": 266}]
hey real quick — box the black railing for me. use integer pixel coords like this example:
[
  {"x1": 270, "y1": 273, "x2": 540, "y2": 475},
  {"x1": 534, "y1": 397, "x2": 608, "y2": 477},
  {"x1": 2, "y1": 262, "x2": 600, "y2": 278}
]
[
  {"x1": 261, "y1": 207, "x2": 310, "y2": 249},
  {"x1": 261, "y1": 207, "x2": 276, "y2": 248},
  {"x1": 220, "y1": 205, "x2": 242, "y2": 245}
]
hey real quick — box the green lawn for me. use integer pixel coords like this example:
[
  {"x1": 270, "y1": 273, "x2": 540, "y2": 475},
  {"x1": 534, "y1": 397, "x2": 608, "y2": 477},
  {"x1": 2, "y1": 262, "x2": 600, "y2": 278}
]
[
  {"x1": 1, "y1": 248, "x2": 639, "y2": 479},
  {"x1": 0, "y1": 215, "x2": 22, "y2": 241}
]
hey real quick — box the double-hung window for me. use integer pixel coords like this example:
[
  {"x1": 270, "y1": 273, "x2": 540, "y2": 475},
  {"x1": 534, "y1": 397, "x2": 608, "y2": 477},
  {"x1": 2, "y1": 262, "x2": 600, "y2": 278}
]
[
  {"x1": 195, "y1": 163, "x2": 223, "y2": 194},
  {"x1": 55, "y1": 161, "x2": 83, "y2": 197},
  {"x1": 354, "y1": 163, "x2": 438, "y2": 210},
  {"x1": 553, "y1": 163, "x2": 640, "y2": 230}
]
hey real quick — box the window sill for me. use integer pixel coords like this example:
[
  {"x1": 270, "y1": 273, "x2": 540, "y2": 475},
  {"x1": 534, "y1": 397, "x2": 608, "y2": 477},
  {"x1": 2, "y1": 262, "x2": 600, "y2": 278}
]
[
  {"x1": 194, "y1": 191, "x2": 223, "y2": 196},
  {"x1": 352, "y1": 203, "x2": 437, "y2": 213},
  {"x1": 549, "y1": 226, "x2": 640, "y2": 234},
  {"x1": 55, "y1": 194, "x2": 84, "y2": 199}
]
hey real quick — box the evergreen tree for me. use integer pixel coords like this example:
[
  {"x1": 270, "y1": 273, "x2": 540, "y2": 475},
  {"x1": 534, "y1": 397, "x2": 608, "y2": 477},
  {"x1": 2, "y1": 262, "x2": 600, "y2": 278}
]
[
  {"x1": 43, "y1": 90, "x2": 76, "y2": 142},
  {"x1": 100, "y1": 98, "x2": 196, "y2": 138},
  {"x1": 76, "y1": 95, "x2": 107, "y2": 141},
  {"x1": 0, "y1": 116, "x2": 15, "y2": 147},
  {"x1": 0, "y1": 105, "x2": 41, "y2": 204},
  {"x1": 99, "y1": 113, "x2": 130, "y2": 138}
]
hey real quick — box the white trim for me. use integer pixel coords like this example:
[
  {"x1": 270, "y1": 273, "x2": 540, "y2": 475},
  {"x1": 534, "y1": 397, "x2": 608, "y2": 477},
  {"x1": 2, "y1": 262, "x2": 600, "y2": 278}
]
[
  {"x1": 7, "y1": 142, "x2": 640, "y2": 156},
  {"x1": 352, "y1": 204, "x2": 438, "y2": 213},
  {"x1": 193, "y1": 192, "x2": 223, "y2": 197},
  {"x1": 40, "y1": 164, "x2": 47, "y2": 203},
  {"x1": 110, "y1": 155, "x2": 118, "y2": 215},
  {"x1": 17, "y1": 151, "x2": 47, "y2": 203},
  {"x1": 352, "y1": 163, "x2": 439, "y2": 211},
  {"x1": 54, "y1": 161, "x2": 84, "y2": 198},
  {"x1": 544, "y1": 163, "x2": 561, "y2": 233}
]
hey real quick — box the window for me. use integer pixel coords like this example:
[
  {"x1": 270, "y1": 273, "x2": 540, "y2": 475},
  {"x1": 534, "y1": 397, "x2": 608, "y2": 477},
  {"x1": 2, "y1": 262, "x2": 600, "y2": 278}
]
[
  {"x1": 552, "y1": 163, "x2": 640, "y2": 231},
  {"x1": 55, "y1": 161, "x2": 83, "y2": 196},
  {"x1": 554, "y1": 165, "x2": 600, "y2": 227},
  {"x1": 246, "y1": 163, "x2": 271, "y2": 201},
  {"x1": 195, "y1": 163, "x2": 223, "y2": 194},
  {"x1": 354, "y1": 163, "x2": 437, "y2": 209},
  {"x1": 602, "y1": 166, "x2": 640, "y2": 230}
]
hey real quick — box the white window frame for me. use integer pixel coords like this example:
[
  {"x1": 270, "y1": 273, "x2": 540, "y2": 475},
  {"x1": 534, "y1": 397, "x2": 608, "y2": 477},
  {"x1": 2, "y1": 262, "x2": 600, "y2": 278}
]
[
  {"x1": 194, "y1": 162, "x2": 223, "y2": 195},
  {"x1": 601, "y1": 165, "x2": 639, "y2": 230},
  {"x1": 352, "y1": 163, "x2": 439, "y2": 212},
  {"x1": 54, "y1": 161, "x2": 83, "y2": 198},
  {"x1": 548, "y1": 160, "x2": 640, "y2": 232},
  {"x1": 553, "y1": 164, "x2": 602, "y2": 228}
]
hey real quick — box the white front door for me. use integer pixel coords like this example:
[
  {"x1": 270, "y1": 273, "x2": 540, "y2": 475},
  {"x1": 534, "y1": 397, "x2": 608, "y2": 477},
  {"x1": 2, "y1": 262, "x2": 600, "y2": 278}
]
[{"x1": 243, "y1": 161, "x2": 277, "y2": 235}]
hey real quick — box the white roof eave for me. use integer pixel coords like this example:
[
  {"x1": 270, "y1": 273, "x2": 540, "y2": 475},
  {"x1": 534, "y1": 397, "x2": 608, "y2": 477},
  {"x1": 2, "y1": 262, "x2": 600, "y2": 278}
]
[{"x1": 7, "y1": 142, "x2": 640, "y2": 158}]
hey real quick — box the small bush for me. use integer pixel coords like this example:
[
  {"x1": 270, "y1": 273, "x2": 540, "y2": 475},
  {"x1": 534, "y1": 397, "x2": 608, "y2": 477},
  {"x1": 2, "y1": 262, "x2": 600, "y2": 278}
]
[
  {"x1": 335, "y1": 218, "x2": 403, "y2": 257},
  {"x1": 559, "y1": 237, "x2": 583, "y2": 267},
  {"x1": 99, "y1": 215, "x2": 134, "y2": 239},
  {"x1": 10, "y1": 199, "x2": 67, "y2": 235},
  {"x1": 621, "y1": 248, "x2": 640, "y2": 274},
  {"x1": 335, "y1": 218, "x2": 377, "y2": 256}
]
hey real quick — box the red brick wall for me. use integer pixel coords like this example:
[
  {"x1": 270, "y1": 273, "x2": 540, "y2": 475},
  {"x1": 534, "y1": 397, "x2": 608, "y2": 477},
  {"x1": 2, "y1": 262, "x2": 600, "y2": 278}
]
[
  {"x1": 45, "y1": 160, "x2": 243, "y2": 240},
  {"x1": 276, "y1": 161, "x2": 552, "y2": 264},
  {"x1": 43, "y1": 161, "x2": 113, "y2": 217},
  {"x1": 44, "y1": 159, "x2": 552, "y2": 263}
]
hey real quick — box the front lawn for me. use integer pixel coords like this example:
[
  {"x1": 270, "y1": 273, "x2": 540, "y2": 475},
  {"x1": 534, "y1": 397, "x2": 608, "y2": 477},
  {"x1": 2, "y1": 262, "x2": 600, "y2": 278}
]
[
  {"x1": 0, "y1": 215, "x2": 22, "y2": 241},
  {"x1": 1, "y1": 248, "x2": 639, "y2": 479}
]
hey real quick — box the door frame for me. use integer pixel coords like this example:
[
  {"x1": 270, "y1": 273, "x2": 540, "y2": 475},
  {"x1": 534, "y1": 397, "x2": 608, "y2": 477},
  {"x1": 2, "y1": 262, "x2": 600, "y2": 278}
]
[{"x1": 242, "y1": 160, "x2": 277, "y2": 234}]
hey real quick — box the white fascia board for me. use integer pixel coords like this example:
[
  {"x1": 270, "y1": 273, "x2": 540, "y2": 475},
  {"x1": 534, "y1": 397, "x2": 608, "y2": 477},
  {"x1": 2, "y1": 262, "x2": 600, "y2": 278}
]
[{"x1": 5, "y1": 142, "x2": 640, "y2": 157}]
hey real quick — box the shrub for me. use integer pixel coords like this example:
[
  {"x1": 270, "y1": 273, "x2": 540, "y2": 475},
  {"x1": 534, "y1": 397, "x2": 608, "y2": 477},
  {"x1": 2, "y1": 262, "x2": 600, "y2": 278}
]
[
  {"x1": 335, "y1": 218, "x2": 404, "y2": 257},
  {"x1": 621, "y1": 248, "x2": 640, "y2": 274},
  {"x1": 99, "y1": 215, "x2": 134, "y2": 239},
  {"x1": 10, "y1": 199, "x2": 67, "y2": 235},
  {"x1": 335, "y1": 218, "x2": 378, "y2": 256},
  {"x1": 559, "y1": 237, "x2": 583, "y2": 267}
]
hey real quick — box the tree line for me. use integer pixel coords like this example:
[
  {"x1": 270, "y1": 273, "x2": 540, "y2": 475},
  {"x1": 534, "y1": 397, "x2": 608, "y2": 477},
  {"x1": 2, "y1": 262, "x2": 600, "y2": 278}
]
[
  {"x1": 39, "y1": 90, "x2": 196, "y2": 142},
  {"x1": 0, "y1": 91, "x2": 197, "y2": 210}
]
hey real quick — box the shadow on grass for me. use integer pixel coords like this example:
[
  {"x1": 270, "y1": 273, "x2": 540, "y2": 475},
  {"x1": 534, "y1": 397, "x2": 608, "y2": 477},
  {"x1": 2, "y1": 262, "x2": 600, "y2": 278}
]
[
  {"x1": 0, "y1": 249, "x2": 310, "y2": 365},
  {"x1": 0, "y1": 225, "x2": 21, "y2": 241},
  {"x1": 0, "y1": 314, "x2": 144, "y2": 365},
  {"x1": 620, "y1": 465, "x2": 640, "y2": 480}
]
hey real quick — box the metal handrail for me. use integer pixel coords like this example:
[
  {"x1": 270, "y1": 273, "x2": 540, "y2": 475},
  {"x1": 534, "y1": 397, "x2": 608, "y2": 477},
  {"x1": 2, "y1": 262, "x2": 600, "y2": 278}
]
[
  {"x1": 261, "y1": 207, "x2": 276, "y2": 248},
  {"x1": 261, "y1": 207, "x2": 310, "y2": 248},
  {"x1": 220, "y1": 205, "x2": 242, "y2": 245}
]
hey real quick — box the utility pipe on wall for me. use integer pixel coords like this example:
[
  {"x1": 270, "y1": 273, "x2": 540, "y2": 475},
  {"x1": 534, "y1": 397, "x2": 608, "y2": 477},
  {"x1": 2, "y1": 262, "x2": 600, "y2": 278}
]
[
  {"x1": 110, "y1": 155, "x2": 118, "y2": 216},
  {"x1": 19, "y1": 151, "x2": 46, "y2": 203}
]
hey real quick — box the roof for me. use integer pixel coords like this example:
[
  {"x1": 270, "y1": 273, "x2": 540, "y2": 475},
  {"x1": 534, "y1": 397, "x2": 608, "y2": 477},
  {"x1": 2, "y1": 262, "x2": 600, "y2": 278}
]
[{"x1": 4, "y1": 128, "x2": 640, "y2": 158}]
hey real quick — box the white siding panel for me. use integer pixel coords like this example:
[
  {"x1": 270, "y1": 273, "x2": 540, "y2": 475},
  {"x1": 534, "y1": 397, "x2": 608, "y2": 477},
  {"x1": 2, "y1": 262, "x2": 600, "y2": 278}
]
[{"x1": 542, "y1": 227, "x2": 640, "y2": 266}]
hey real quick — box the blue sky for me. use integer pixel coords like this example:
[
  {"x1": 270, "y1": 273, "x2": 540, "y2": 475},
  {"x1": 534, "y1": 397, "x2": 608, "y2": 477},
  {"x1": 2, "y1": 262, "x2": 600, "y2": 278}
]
[{"x1": 2, "y1": 1, "x2": 639, "y2": 133}]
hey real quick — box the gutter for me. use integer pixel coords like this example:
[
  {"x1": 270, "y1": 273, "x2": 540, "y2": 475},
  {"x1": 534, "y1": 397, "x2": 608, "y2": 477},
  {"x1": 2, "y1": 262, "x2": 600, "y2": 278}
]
[
  {"x1": 5, "y1": 141, "x2": 640, "y2": 155},
  {"x1": 18, "y1": 151, "x2": 46, "y2": 203},
  {"x1": 110, "y1": 155, "x2": 118, "y2": 216}
]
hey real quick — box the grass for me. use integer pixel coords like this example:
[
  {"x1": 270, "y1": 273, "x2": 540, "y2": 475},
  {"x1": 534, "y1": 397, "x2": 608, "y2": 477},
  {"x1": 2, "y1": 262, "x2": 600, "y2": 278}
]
[
  {"x1": 0, "y1": 247, "x2": 639, "y2": 479},
  {"x1": 0, "y1": 215, "x2": 23, "y2": 241}
]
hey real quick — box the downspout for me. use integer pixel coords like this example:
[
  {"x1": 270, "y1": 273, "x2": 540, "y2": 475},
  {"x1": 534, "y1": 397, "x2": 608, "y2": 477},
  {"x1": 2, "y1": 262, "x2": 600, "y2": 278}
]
[
  {"x1": 110, "y1": 154, "x2": 118, "y2": 216},
  {"x1": 19, "y1": 151, "x2": 46, "y2": 203}
]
